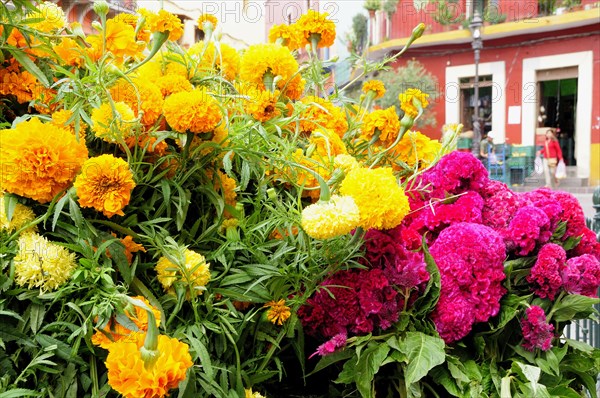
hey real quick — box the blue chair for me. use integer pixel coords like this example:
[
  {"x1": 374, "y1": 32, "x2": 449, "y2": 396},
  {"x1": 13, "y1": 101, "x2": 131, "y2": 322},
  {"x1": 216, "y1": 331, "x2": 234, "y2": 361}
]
[{"x1": 487, "y1": 144, "x2": 508, "y2": 184}]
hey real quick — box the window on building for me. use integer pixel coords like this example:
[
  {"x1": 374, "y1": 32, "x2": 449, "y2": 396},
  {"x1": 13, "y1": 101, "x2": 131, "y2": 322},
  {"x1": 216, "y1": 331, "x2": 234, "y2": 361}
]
[{"x1": 459, "y1": 75, "x2": 493, "y2": 133}]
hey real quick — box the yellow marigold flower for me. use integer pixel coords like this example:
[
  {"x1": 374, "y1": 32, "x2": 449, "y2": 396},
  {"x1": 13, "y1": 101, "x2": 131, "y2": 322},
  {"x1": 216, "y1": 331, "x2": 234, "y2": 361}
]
[
  {"x1": 51, "y1": 109, "x2": 87, "y2": 137},
  {"x1": 26, "y1": 1, "x2": 66, "y2": 32},
  {"x1": 91, "y1": 102, "x2": 136, "y2": 143},
  {"x1": 309, "y1": 129, "x2": 347, "y2": 159},
  {"x1": 105, "y1": 333, "x2": 192, "y2": 398},
  {"x1": 156, "y1": 249, "x2": 211, "y2": 297},
  {"x1": 110, "y1": 78, "x2": 164, "y2": 128},
  {"x1": 52, "y1": 37, "x2": 84, "y2": 67},
  {"x1": 398, "y1": 88, "x2": 429, "y2": 118},
  {"x1": 392, "y1": 130, "x2": 442, "y2": 171},
  {"x1": 239, "y1": 43, "x2": 299, "y2": 92},
  {"x1": 340, "y1": 167, "x2": 410, "y2": 230},
  {"x1": 264, "y1": 299, "x2": 291, "y2": 325},
  {"x1": 0, "y1": 194, "x2": 36, "y2": 233},
  {"x1": 295, "y1": 10, "x2": 336, "y2": 48},
  {"x1": 74, "y1": 155, "x2": 136, "y2": 218},
  {"x1": 155, "y1": 74, "x2": 193, "y2": 97},
  {"x1": 87, "y1": 19, "x2": 142, "y2": 63},
  {"x1": 189, "y1": 41, "x2": 241, "y2": 82},
  {"x1": 301, "y1": 195, "x2": 360, "y2": 240},
  {"x1": 113, "y1": 13, "x2": 149, "y2": 41},
  {"x1": 268, "y1": 24, "x2": 302, "y2": 50},
  {"x1": 361, "y1": 106, "x2": 401, "y2": 146},
  {"x1": 0, "y1": 119, "x2": 88, "y2": 203},
  {"x1": 362, "y1": 80, "x2": 386, "y2": 99},
  {"x1": 246, "y1": 388, "x2": 266, "y2": 398},
  {"x1": 244, "y1": 88, "x2": 281, "y2": 122},
  {"x1": 14, "y1": 232, "x2": 77, "y2": 291},
  {"x1": 163, "y1": 89, "x2": 222, "y2": 134},
  {"x1": 334, "y1": 154, "x2": 359, "y2": 175},
  {"x1": 140, "y1": 9, "x2": 184, "y2": 41},
  {"x1": 197, "y1": 14, "x2": 218, "y2": 31},
  {"x1": 299, "y1": 96, "x2": 348, "y2": 138},
  {"x1": 92, "y1": 296, "x2": 160, "y2": 349}
]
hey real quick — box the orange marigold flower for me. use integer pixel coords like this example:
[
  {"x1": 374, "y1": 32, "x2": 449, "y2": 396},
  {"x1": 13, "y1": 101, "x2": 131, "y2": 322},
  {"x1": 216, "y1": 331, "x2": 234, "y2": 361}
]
[
  {"x1": 91, "y1": 102, "x2": 136, "y2": 143},
  {"x1": 309, "y1": 129, "x2": 347, "y2": 159},
  {"x1": 163, "y1": 89, "x2": 222, "y2": 134},
  {"x1": 26, "y1": 1, "x2": 66, "y2": 32},
  {"x1": 197, "y1": 13, "x2": 218, "y2": 31},
  {"x1": 285, "y1": 75, "x2": 306, "y2": 100},
  {"x1": 264, "y1": 299, "x2": 291, "y2": 325},
  {"x1": 244, "y1": 88, "x2": 281, "y2": 122},
  {"x1": 189, "y1": 41, "x2": 240, "y2": 82},
  {"x1": 92, "y1": 296, "x2": 159, "y2": 349},
  {"x1": 239, "y1": 43, "x2": 299, "y2": 92},
  {"x1": 74, "y1": 155, "x2": 136, "y2": 218},
  {"x1": 110, "y1": 78, "x2": 164, "y2": 127},
  {"x1": 299, "y1": 96, "x2": 348, "y2": 138},
  {"x1": 155, "y1": 249, "x2": 211, "y2": 298},
  {"x1": 398, "y1": 88, "x2": 429, "y2": 118},
  {"x1": 52, "y1": 37, "x2": 84, "y2": 67},
  {"x1": 121, "y1": 235, "x2": 147, "y2": 264},
  {"x1": 0, "y1": 118, "x2": 88, "y2": 203},
  {"x1": 140, "y1": 9, "x2": 183, "y2": 41},
  {"x1": 361, "y1": 106, "x2": 401, "y2": 146},
  {"x1": 125, "y1": 132, "x2": 168, "y2": 157},
  {"x1": 156, "y1": 74, "x2": 193, "y2": 97},
  {"x1": 268, "y1": 24, "x2": 302, "y2": 50},
  {"x1": 105, "y1": 333, "x2": 192, "y2": 398},
  {"x1": 295, "y1": 10, "x2": 336, "y2": 48},
  {"x1": 362, "y1": 80, "x2": 386, "y2": 99},
  {"x1": 87, "y1": 19, "x2": 142, "y2": 63},
  {"x1": 0, "y1": 67, "x2": 38, "y2": 104},
  {"x1": 51, "y1": 109, "x2": 88, "y2": 137}
]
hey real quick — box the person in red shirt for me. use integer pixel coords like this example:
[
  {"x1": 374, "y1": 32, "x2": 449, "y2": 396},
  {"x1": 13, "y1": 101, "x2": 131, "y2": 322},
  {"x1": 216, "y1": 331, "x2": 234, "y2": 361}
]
[{"x1": 538, "y1": 129, "x2": 563, "y2": 188}]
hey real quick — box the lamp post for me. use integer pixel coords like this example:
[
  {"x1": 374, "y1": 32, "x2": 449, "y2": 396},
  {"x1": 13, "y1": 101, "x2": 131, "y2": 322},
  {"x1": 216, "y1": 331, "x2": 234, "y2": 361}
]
[{"x1": 470, "y1": 7, "x2": 483, "y2": 157}]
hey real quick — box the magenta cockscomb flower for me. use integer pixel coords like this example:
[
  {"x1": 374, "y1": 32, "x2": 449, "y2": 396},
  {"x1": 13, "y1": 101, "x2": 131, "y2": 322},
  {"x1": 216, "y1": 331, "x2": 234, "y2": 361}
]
[
  {"x1": 562, "y1": 254, "x2": 600, "y2": 297},
  {"x1": 521, "y1": 305, "x2": 554, "y2": 352},
  {"x1": 520, "y1": 188, "x2": 586, "y2": 239},
  {"x1": 310, "y1": 333, "x2": 347, "y2": 358},
  {"x1": 570, "y1": 228, "x2": 600, "y2": 261},
  {"x1": 480, "y1": 180, "x2": 520, "y2": 230},
  {"x1": 504, "y1": 206, "x2": 552, "y2": 256},
  {"x1": 419, "y1": 151, "x2": 489, "y2": 197},
  {"x1": 429, "y1": 223, "x2": 506, "y2": 343},
  {"x1": 430, "y1": 293, "x2": 474, "y2": 343},
  {"x1": 527, "y1": 243, "x2": 566, "y2": 300},
  {"x1": 406, "y1": 191, "x2": 484, "y2": 244}
]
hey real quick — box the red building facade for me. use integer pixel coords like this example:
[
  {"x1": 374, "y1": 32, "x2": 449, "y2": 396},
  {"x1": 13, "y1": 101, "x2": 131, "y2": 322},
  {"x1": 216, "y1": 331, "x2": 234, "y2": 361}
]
[{"x1": 368, "y1": 1, "x2": 600, "y2": 185}]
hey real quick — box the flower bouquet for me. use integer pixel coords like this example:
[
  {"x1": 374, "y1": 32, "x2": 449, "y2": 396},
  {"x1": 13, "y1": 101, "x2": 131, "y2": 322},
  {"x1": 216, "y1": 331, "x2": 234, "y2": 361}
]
[{"x1": 1, "y1": 2, "x2": 599, "y2": 398}]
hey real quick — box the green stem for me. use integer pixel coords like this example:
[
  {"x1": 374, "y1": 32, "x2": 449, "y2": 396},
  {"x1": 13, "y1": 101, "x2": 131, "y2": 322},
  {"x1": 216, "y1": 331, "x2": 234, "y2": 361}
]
[{"x1": 126, "y1": 31, "x2": 169, "y2": 75}]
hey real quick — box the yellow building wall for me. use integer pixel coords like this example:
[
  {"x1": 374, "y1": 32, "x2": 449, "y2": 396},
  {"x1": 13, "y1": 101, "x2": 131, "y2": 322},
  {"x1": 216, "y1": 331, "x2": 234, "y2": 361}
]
[{"x1": 590, "y1": 143, "x2": 600, "y2": 187}]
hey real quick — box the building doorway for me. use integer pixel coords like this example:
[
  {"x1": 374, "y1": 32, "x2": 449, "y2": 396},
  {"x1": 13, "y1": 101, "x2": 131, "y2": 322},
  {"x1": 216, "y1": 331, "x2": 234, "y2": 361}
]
[
  {"x1": 460, "y1": 75, "x2": 493, "y2": 134},
  {"x1": 537, "y1": 67, "x2": 578, "y2": 166}
]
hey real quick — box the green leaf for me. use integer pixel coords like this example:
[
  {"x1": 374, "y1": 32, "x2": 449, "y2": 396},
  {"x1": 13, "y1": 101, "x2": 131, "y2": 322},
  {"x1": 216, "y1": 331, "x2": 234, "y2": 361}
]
[
  {"x1": 551, "y1": 294, "x2": 599, "y2": 322},
  {"x1": 429, "y1": 366, "x2": 461, "y2": 397},
  {"x1": 2, "y1": 193, "x2": 18, "y2": 223},
  {"x1": 0, "y1": 389, "x2": 39, "y2": 398},
  {"x1": 354, "y1": 343, "x2": 390, "y2": 398},
  {"x1": 564, "y1": 338, "x2": 594, "y2": 353},
  {"x1": 51, "y1": 193, "x2": 70, "y2": 231},
  {"x1": 412, "y1": 240, "x2": 441, "y2": 315},
  {"x1": 29, "y1": 303, "x2": 45, "y2": 335},
  {"x1": 7, "y1": 48, "x2": 49, "y2": 87},
  {"x1": 400, "y1": 332, "x2": 446, "y2": 386},
  {"x1": 308, "y1": 348, "x2": 354, "y2": 376},
  {"x1": 500, "y1": 376, "x2": 512, "y2": 398}
]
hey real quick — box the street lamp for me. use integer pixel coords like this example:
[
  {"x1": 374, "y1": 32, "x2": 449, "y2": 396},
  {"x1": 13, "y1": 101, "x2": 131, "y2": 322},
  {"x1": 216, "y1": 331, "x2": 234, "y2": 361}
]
[{"x1": 470, "y1": 7, "x2": 483, "y2": 158}]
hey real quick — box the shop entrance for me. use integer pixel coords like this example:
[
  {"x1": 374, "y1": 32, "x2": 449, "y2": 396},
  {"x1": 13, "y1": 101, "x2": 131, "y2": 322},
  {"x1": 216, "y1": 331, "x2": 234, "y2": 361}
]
[
  {"x1": 460, "y1": 75, "x2": 493, "y2": 135},
  {"x1": 537, "y1": 67, "x2": 578, "y2": 166}
]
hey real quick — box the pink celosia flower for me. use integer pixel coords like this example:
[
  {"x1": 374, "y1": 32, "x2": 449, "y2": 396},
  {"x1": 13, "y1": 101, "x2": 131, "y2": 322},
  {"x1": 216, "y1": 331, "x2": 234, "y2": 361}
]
[
  {"x1": 418, "y1": 151, "x2": 489, "y2": 197},
  {"x1": 480, "y1": 180, "x2": 520, "y2": 230},
  {"x1": 561, "y1": 254, "x2": 600, "y2": 297},
  {"x1": 504, "y1": 206, "x2": 552, "y2": 256},
  {"x1": 430, "y1": 292, "x2": 474, "y2": 343},
  {"x1": 527, "y1": 243, "x2": 566, "y2": 300},
  {"x1": 570, "y1": 228, "x2": 600, "y2": 261},
  {"x1": 310, "y1": 333, "x2": 347, "y2": 358},
  {"x1": 430, "y1": 223, "x2": 506, "y2": 343},
  {"x1": 521, "y1": 305, "x2": 554, "y2": 351}
]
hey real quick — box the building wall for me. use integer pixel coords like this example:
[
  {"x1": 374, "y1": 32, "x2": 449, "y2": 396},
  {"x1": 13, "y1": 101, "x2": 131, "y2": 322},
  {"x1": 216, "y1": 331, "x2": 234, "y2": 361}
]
[{"x1": 390, "y1": 25, "x2": 599, "y2": 181}]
